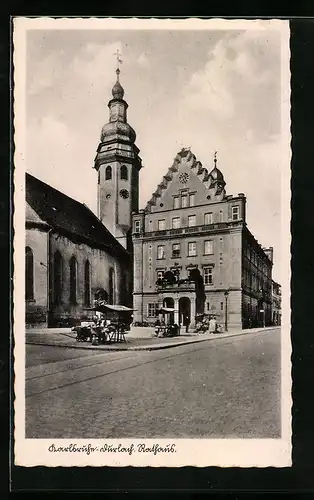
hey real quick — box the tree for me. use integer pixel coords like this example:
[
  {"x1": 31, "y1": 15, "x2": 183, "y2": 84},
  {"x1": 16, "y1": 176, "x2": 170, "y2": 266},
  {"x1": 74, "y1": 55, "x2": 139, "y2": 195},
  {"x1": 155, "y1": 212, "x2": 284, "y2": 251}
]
[{"x1": 188, "y1": 268, "x2": 205, "y2": 315}]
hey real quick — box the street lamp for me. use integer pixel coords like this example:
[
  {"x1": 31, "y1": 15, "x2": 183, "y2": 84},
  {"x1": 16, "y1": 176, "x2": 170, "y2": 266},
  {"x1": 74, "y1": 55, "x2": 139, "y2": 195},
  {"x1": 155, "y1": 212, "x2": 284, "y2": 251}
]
[{"x1": 224, "y1": 290, "x2": 229, "y2": 332}]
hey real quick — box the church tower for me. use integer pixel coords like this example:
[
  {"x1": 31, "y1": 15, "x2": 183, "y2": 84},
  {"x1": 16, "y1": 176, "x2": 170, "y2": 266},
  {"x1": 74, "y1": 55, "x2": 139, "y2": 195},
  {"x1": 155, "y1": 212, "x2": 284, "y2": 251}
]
[{"x1": 94, "y1": 56, "x2": 142, "y2": 249}]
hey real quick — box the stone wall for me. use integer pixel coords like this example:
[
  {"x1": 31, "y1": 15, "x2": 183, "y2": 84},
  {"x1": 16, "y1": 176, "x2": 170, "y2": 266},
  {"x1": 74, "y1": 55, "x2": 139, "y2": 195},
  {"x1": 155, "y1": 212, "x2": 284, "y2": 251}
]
[
  {"x1": 25, "y1": 227, "x2": 48, "y2": 327},
  {"x1": 49, "y1": 233, "x2": 132, "y2": 326}
]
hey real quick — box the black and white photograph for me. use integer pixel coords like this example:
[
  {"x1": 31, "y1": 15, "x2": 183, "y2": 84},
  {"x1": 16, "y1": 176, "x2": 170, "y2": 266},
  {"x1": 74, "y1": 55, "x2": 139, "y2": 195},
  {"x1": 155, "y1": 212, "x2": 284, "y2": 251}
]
[{"x1": 13, "y1": 17, "x2": 291, "y2": 467}]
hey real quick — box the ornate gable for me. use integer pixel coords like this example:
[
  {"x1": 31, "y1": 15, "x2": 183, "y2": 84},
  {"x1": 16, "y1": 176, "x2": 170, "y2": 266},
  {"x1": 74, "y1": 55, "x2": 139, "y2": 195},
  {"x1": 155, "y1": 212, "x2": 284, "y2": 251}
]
[{"x1": 145, "y1": 148, "x2": 226, "y2": 212}]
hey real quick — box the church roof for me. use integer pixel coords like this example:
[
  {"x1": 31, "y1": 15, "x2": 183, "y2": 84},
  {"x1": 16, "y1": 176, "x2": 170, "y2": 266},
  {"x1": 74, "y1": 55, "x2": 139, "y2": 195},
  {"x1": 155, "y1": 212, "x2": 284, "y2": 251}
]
[{"x1": 26, "y1": 173, "x2": 129, "y2": 258}]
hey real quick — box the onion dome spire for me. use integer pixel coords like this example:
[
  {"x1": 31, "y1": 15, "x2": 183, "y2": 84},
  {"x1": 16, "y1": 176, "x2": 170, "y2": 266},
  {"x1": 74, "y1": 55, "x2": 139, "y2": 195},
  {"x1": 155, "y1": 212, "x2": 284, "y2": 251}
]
[
  {"x1": 209, "y1": 150, "x2": 225, "y2": 182},
  {"x1": 112, "y1": 49, "x2": 124, "y2": 99}
]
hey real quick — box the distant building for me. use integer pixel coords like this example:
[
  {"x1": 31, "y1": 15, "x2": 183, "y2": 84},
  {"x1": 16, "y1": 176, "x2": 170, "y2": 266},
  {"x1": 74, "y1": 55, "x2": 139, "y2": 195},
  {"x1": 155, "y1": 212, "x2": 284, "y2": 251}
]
[
  {"x1": 271, "y1": 280, "x2": 282, "y2": 326},
  {"x1": 132, "y1": 149, "x2": 273, "y2": 330},
  {"x1": 25, "y1": 67, "x2": 141, "y2": 327}
]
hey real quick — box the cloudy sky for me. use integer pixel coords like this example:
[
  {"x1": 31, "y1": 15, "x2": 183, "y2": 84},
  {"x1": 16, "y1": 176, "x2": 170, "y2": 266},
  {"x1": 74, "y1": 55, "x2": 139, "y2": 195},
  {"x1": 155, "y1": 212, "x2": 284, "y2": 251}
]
[{"x1": 25, "y1": 23, "x2": 286, "y2": 281}]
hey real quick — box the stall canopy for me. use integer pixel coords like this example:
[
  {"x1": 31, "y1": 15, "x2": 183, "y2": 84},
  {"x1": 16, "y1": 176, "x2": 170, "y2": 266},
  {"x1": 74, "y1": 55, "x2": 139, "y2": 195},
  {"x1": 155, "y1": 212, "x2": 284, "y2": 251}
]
[{"x1": 84, "y1": 304, "x2": 134, "y2": 313}]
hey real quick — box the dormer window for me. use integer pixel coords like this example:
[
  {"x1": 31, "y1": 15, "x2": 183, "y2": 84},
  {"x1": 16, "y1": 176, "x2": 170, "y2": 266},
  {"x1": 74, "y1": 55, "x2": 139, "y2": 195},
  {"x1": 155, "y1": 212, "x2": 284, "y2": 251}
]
[
  {"x1": 173, "y1": 196, "x2": 180, "y2": 209},
  {"x1": 232, "y1": 206, "x2": 240, "y2": 220},
  {"x1": 189, "y1": 193, "x2": 195, "y2": 207},
  {"x1": 134, "y1": 220, "x2": 141, "y2": 233},
  {"x1": 181, "y1": 194, "x2": 188, "y2": 208}
]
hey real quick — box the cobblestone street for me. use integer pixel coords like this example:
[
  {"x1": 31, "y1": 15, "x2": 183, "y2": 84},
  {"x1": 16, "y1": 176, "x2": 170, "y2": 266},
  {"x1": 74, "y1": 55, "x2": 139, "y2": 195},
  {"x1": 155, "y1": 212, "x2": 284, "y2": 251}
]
[{"x1": 26, "y1": 328, "x2": 281, "y2": 439}]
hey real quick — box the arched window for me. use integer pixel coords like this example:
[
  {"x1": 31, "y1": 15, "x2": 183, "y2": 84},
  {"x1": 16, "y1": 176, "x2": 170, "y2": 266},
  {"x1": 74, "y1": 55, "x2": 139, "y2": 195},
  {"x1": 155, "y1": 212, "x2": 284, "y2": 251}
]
[
  {"x1": 69, "y1": 256, "x2": 77, "y2": 305},
  {"x1": 120, "y1": 165, "x2": 128, "y2": 180},
  {"x1": 53, "y1": 251, "x2": 63, "y2": 304},
  {"x1": 25, "y1": 246, "x2": 34, "y2": 300},
  {"x1": 108, "y1": 267, "x2": 115, "y2": 304},
  {"x1": 84, "y1": 260, "x2": 91, "y2": 306},
  {"x1": 105, "y1": 165, "x2": 112, "y2": 180}
]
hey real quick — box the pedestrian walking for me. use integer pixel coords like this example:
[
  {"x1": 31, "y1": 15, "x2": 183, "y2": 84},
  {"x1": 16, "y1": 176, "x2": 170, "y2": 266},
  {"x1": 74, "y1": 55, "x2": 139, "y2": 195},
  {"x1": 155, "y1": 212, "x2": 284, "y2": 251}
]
[
  {"x1": 185, "y1": 315, "x2": 190, "y2": 333},
  {"x1": 209, "y1": 316, "x2": 216, "y2": 334}
]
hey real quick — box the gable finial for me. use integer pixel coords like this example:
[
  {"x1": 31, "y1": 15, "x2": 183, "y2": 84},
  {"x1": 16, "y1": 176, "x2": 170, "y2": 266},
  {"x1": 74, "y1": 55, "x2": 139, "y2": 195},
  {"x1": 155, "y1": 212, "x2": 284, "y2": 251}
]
[{"x1": 214, "y1": 150, "x2": 217, "y2": 166}]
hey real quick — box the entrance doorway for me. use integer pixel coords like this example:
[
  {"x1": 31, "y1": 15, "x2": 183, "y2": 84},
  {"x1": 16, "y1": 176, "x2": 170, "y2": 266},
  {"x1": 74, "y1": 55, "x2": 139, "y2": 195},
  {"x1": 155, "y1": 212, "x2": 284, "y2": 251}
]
[
  {"x1": 179, "y1": 297, "x2": 191, "y2": 327},
  {"x1": 163, "y1": 297, "x2": 174, "y2": 324}
]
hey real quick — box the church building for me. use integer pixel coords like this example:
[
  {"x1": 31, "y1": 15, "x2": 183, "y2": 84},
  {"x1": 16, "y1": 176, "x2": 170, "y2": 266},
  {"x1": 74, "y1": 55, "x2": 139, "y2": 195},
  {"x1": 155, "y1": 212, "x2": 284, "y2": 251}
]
[
  {"x1": 25, "y1": 66, "x2": 142, "y2": 327},
  {"x1": 132, "y1": 149, "x2": 273, "y2": 330}
]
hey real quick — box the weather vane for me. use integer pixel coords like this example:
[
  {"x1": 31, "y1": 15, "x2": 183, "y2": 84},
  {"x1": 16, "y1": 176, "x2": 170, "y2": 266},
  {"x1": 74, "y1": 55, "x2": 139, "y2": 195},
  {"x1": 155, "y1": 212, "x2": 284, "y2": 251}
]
[{"x1": 114, "y1": 49, "x2": 123, "y2": 78}]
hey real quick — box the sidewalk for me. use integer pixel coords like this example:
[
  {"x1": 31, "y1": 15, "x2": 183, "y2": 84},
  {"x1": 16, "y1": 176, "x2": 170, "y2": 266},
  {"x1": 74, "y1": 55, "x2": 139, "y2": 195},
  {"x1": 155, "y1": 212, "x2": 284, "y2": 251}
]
[{"x1": 25, "y1": 326, "x2": 277, "y2": 352}]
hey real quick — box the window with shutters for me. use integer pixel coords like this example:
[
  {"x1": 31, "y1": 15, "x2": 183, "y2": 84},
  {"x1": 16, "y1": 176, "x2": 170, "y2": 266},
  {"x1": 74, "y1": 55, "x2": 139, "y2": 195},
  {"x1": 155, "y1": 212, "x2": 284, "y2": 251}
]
[
  {"x1": 204, "y1": 240, "x2": 214, "y2": 255},
  {"x1": 188, "y1": 215, "x2": 196, "y2": 227},
  {"x1": 204, "y1": 267, "x2": 213, "y2": 285},
  {"x1": 172, "y1": 217, "x2": 180, "y2": 229},
  {"x1": 188, "y1": 242, "x2": 197, "y2": 257},
  {"x1": 172, "y1": 243, "x2": 180, "y2": 258},
  {"x1": 157, "y1": 245, "x2": 165, "y2": 260},
  {"x1": 204, "y1": 212, "x2": 213, "y2": 225}
]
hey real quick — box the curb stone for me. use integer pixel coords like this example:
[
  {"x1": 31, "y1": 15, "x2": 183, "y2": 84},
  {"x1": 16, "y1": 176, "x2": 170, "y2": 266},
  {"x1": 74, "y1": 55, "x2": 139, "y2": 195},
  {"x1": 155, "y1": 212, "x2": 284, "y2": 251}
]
[{"x1": 26, "y1": 327, "x2": 276, "y2": 352}]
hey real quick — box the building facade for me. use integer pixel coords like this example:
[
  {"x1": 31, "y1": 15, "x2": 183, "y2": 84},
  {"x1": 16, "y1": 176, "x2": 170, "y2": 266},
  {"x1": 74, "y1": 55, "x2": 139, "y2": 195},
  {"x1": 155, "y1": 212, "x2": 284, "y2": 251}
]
[
  {"x1": 271, "y1": 280, "x2": 282, "y2": 325},
  {"x1": 25, "y1": 68, "x2": 140, "y2": 327},
  {"x1": 132, "y1": 148, "x2": 273, "y2": 330}
]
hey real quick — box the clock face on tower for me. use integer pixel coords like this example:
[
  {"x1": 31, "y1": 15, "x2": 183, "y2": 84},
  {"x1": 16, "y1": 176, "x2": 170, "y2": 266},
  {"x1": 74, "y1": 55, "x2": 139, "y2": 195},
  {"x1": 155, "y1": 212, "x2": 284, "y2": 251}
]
[
  {"x1": 120, "y1": 189, "x2": 129, "y2": 199},
  {"x1": 179, "y1": 172, "x2": 189, "y2": 184}
]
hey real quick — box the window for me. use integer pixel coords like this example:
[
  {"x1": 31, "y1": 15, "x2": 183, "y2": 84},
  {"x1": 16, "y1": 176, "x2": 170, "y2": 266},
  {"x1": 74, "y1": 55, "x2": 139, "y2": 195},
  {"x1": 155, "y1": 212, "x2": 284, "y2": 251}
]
[
  {"x1": 204, "y1": 212, "x2": 213, "y2": 225},
  {"x1": 134, "y1": 220, "x2": 141, "y2": 233},
  {"x1": 181, "y1": 194, "x2": 188, "y2": 208},
  {"x1": 232, "y1": 206, "x2": 240, "y2": 220},
  {"x1": 156, "y1": 270, "x2": 164, "y2": 280},
  {"x1": 105, "y1": 165, "x2": 112, "y2": 180},
  {"x1": 188, "y1": 242, "x2": 197, "y2": 257},
  {"x1": 69, "y1": 256, "x2": 77, "y2": 305},
  {"x1": 25, "y1": 246, "x2": 34, "y2": 300},
  {"x1": 108, "y1": 267, "x2": 115, "y2": 304},
  {"x1": 158, "y1": 219, "x2": 166, "y2": 231},
  {"x1": 148, "y1": 303, "x2": 159, "y2": 317},
  {"x1": 120, "y1": 165, "x2": 128, "y2": 180},
  {"x1": 188, "y1": 215, "x2": 196, "y2": 227},
  {"x1": 172, "y1": 243, "x2": 180, "y2": 258},
  {"x1": 189, "y1": 193, "x2": 195, "y2": 207},
  {"x1": 157, "y1": 245, "x2": 165, "y2": 259},
  {"x1": 204, "y1": 267, "x2": 213, "y2": 285},
  {"x1": 219, "y1": 210, "x2": 223, "y2": 222},
  {"x1": 84, "y1": 260, "x2": 91, "y2": 306},
  {"x1": 53, "y1": 251, "x2": 63, "y2": 304},
  {"x1": 172, "y1": 217, "x2": 180, "y2": 229},
  {"x1": 204, "y1": 240, "x2": 214, "y2": 255},
  {"x1": 173, "y1": 196, "x2": 180, "y2": 209}
]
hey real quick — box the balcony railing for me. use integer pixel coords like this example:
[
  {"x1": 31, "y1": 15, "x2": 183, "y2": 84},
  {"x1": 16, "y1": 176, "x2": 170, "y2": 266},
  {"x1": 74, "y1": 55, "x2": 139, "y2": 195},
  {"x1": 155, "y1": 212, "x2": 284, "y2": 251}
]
[
  {"x1": 156, "y1": 281, "x2": 196, "y2": 292},
  {"x1": 132, "y1": 220, "x2": 243, "y2": 238}
]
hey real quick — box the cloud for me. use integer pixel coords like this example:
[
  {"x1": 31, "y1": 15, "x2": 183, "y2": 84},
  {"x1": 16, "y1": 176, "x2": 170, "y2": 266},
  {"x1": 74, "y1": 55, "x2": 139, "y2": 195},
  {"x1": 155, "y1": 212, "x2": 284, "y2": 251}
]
[
  {"x1": 137, "y1": 52, "x2": 150, "y2": 68},
  {"x1": 181, "y1": 30, "x2": 280, "y2": 139}
]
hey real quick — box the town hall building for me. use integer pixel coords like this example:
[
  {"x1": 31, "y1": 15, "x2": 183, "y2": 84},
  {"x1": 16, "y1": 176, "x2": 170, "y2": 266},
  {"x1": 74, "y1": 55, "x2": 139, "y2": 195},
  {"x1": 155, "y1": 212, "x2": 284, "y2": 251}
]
[{"x1": 132, "y1": 149, "x2": 274, "y2": 330}]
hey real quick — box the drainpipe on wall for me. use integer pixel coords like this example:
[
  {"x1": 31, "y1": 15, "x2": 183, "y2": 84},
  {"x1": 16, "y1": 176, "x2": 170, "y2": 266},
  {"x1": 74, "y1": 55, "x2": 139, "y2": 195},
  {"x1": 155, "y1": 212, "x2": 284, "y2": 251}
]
[{"x1": 47, "y1": 228, "x2": 53, "y2": 327}]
